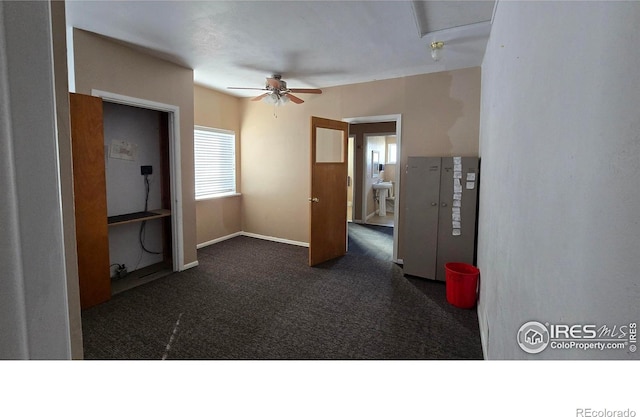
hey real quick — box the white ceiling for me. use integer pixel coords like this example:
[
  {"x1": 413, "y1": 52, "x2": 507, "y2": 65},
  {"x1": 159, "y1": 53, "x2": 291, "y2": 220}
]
[{"x1": 66, "y1": 0, "x2": 495, "y2": 98}]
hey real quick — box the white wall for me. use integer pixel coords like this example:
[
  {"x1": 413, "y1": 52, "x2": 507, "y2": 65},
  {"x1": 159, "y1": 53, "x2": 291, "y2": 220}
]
[
  {"x1": 103, "y1": 102, "x2": 164, "y2": 272},
  {"x1": 478, "y1": 1, "x2": 640, "y2": 359},
  {"x1": 0, "y1": 1, "x2": 71, "y2": 358}
]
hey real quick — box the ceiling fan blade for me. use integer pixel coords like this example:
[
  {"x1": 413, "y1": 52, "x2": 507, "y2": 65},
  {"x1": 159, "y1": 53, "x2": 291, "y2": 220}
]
[
  {"x1": 228, "y1": 87, "x2": 268, "y2": 91},
  {"x1": 288, "y1": 88, "x2": 322, "y2": 94},
  {"x1": 285, "y1": 93, "x2": 304, "y2": 104},
  {"x1": 266, "y1": 77, "x2": 281, "y2": 89},
  {"x1": 250, "y1": 93, "x2": 270, "y2": 102}
]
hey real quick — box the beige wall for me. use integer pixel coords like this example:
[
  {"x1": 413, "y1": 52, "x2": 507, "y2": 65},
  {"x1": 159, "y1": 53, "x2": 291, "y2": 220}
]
[
  {"x1": 72, "y1": 29, "x2": 197, "y2": 267},
  {"x1": 194, "y1": 84, "x2": 242, "y2": 244},
  {"x1": 73, "y1": 39, "x2": 480, "y2": 259},
  {"x1": 240, "y1": 67, "x2": 480, "y2": 257}
]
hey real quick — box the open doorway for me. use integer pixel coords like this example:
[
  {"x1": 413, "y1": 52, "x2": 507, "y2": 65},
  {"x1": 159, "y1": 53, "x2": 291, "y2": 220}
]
[
  {"x1": 363, "y1": 132, "x2": 396, "y2": 227},
  {"x1": 344, "y1": 114, "x2": 402, "y2": 263}
]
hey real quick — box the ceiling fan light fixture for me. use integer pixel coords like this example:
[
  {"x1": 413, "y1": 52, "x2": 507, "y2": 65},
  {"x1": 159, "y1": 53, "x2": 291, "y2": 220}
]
[
  {"x1": 229, "y1": 75, "x2": 321, "y2": 106},
  {"x1": 261, "y1": 93, "x2": 290, "y2": 106},
  {"x1": 430, "y1": 41, "x2": 444, "y2": 61},
  {"x1": 262, "y1": 93, "x2": 278, "y2": 104}
]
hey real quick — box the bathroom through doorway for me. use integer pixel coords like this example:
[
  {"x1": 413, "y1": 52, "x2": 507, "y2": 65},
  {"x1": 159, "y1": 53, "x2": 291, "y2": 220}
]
[
  {"x1": 364, "y1": 133, "x2": 396, "y2": 228},
  {"x1": 344, "y1": 114, "x2": 402, "y2": 263}
]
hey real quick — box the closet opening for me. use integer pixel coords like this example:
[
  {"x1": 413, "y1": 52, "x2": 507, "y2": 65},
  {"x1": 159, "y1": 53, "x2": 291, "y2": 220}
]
[
  {"x1": 102, "y1": 101, "x2": 174, "y2": 294},
  {"x1": 94, "y1": 90, "x2": 184, "y2": 295}
]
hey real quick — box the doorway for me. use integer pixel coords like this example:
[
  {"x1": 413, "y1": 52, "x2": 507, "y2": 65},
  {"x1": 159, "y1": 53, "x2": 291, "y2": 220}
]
[
  {"x1": 344, "y1": 114, "x2": 402, "y2": 263},
  {"x1": 363, "y1": 133, "x2": 396, "y2": 227}
]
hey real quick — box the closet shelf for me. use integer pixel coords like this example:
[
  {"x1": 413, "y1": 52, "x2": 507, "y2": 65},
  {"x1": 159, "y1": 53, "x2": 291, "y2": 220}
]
[{"x1": 107, "y1": 209, "x2": 171, "y2": 226}]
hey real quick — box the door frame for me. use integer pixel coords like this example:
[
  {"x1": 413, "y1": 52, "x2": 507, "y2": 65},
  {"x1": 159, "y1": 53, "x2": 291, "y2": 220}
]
[
  {"x1": 343, "y1": 114, "x2": 402, "y2": 263},
  {"x1": 91, "y1": 89, "x2": 184, "y2": 271},
  {"x1": 347, "y1": 135, "x2": 355, "y2": 223}
]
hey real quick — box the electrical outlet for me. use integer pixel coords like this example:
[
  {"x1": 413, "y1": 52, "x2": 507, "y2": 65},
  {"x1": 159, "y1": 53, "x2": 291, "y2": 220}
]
[
  {"x1": 116, "y1": 264, "x2": 127, "y2": 279},
  {"x1": 141, "y1": 165, "x2": 152, "y2": 175}
]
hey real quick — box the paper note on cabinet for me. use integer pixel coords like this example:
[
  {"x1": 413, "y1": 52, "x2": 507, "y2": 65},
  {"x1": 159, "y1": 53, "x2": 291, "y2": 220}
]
[
  {"x1": 454, "y1": 185, "x2": 462, "y2": 193},
  {"x1": 453, "y1": 200, "x2": 461, "y2": 207},
  {"x1": 466, "y1": 173, "x2": 476, "y2": 181},
  {"x1": 453, "y1": 171, "x2": 462, "y2": 179},
  {"x1": 453, "y1": 193, "x2": 462, "y2": 200},
  {"x1": 452, "y1": 221, "x2": 461, "y2": 229},
  {"x1": 466, "y1": 181, "x2": 475, "y2": 190},
  {"x1": 453, "y1": 156, "x2": 462, "y2": 164},
  {"x1": 452, "y1": 213, "x2": 461, "y2": 221},
  {"x1": 452, "y1": 229, "x2": 461, "y2": 236}
]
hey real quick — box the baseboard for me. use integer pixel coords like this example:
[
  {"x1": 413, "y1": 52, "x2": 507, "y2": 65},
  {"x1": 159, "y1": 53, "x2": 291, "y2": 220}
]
[
  {"x1": 197, "y1": 231, "x2": 243, "y2": 249},
  {"x1": 196, "y1": 230, "x2": 309, "y2": 249},
  {"x1": 241, "y1": 232, "x2": 309, "y2": 247},
  {"x1": 181, "y1": 260, "x2": 199, "y2": 271},
  {"x1": 477, "y1": 309, "x2": 489, "y2": 359}
]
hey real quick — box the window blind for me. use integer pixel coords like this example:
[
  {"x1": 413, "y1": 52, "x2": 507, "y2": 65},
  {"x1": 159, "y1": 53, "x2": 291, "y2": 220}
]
[{"x1": 194, "y1": 127, "x2": 236, "y2": 199}]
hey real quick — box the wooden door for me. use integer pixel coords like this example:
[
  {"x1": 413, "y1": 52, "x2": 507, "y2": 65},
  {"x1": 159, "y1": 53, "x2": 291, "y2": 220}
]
[
  {"x1": 309, "y1": 116, "x2": 349, "y2": 266},
  {"x1": 69, "y1": 93, "x2": 111, "y2": 308}
]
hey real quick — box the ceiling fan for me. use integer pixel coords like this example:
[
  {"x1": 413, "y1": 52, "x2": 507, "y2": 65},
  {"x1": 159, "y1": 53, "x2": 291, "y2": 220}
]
[{"x1": 228, "y1": 74, "x2": 322, "y2": 104}]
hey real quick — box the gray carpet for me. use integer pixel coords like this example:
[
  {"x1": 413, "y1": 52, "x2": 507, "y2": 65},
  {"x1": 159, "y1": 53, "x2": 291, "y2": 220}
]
[
  {"x1": 81, "y1": 231, "x2": 483, "y2": 359},
  {"x1": 347, "y1": 222, "x2": 394, "y2": 262}
]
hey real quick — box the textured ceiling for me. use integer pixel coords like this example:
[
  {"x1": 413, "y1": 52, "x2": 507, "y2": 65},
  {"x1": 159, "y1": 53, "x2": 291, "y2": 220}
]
[{"x1": 66, "y1": 1, "x2": 495, "y2": 97}]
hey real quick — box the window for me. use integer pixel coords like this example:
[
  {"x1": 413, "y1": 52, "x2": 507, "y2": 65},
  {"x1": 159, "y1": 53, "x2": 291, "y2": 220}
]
[
  {"x1": 387, "y1": 143, "x2": 397, "y2": 164},
  {"x1": 194, "y1": 126, "x2": 236, "y2": 199}
]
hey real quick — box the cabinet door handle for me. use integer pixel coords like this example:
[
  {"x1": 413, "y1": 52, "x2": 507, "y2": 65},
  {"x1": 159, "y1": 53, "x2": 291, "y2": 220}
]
[
  {"x1": 431, "y1": 202, "x2": 437, "y2": 206},
  {"x1": 441, "y1": 202, "x2": 448, "y2": 207},
  {"x1": 308, "y1": 197, "x2": 319, "y2": 203}
]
